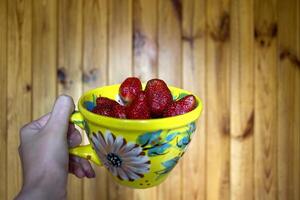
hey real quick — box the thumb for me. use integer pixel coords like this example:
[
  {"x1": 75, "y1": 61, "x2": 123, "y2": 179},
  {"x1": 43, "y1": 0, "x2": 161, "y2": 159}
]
[{"x1": 45, "y1": 95, "x2": 75, "y2": 135}]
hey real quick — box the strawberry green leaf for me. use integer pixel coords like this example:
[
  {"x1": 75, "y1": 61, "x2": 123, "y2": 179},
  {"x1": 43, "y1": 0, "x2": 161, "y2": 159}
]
[{"x1": 172, "y1": 92, "x2": 189, "y2": 101}]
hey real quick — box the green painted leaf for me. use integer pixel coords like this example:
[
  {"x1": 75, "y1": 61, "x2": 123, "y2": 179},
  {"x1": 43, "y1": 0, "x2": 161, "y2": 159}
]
[
  {"x1": 92, "y1": 94, "x2": 97, "y2": 106},
  {"x1": 84, "y1": 121, "x2": 90, "y2": 135},
  {"x1": 72, "y1": 120, "x2": 84, "y2": 125}
]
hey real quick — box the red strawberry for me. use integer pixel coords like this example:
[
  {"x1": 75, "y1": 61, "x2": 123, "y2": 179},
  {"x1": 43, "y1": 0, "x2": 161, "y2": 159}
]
[
  {"x1": 92, "y1": 106, "x2": 113, "y2": 117},
  {"x1": 135, "y1": 90, "x2": 147, "y2": 101},
  {"x1": 112, "y1": 104, "x2": 127, "y2": 119},
  {"x1": 96, "y1": 97, "x2": 119, "y2": 108},
  {"x1": 145, "y1": 79, "x2": 172, "y2": 116},
  {"x1": 163, "y1": 95, "x2": 197, "y2": 117},
  {"x1": 126, "y1": 91, "x2": 151, "y2": 119},
  {"x1": 94, "y1": 97, "x2": 127, "y2": 118},
  {"x1": 119, "y1": 77, "x2": 142, "y2": 104}
]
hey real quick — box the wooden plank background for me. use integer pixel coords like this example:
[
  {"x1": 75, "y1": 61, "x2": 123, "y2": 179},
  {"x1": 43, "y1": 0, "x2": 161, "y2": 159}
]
[{"x1": 0, "y1": 0, "x2": 299, "y2": 199}]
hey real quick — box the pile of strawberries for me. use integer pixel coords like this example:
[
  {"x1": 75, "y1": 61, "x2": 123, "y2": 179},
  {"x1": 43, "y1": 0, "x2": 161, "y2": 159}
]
[{"x1": 91, "y1": 77, "x2": 197, "y2": 119}]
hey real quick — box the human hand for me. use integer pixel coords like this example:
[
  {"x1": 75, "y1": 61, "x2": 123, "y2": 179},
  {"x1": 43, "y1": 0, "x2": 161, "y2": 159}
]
[{"x1": 15, "y1": 95, "x2": 95, "y2": 200}]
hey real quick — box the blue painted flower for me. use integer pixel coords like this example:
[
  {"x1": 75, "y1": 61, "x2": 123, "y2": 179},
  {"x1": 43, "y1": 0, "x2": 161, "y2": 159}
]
[
  {"x1": 137, "y1": 130, "x2": 176, "y2": 156},
  {"x1": 84, "y1": 101, "x2": 95, "y2": 111}
]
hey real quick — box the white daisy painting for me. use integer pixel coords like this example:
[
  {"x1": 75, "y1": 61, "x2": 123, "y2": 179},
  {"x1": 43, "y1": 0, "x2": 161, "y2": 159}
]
[{"x1": 91, "y1": 131, "x2": 150, "y2": 181}]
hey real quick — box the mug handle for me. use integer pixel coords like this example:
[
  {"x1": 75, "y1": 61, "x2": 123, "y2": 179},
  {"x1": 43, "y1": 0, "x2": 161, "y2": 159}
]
[{"x1": 69, "y1": 111, "x2": 102, "y2": 166}]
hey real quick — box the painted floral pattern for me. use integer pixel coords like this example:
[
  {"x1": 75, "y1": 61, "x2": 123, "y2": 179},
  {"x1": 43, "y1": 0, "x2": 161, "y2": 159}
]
[
  {"x1": 176, "y1": 122, "x2": 196, "y2": 151},
  {"x1": 154, "y1": 156, "x2": 180, "y2": 178},
  {"x1": 91, "y1": 131, "x2": 150, "y2": 181},
  {"x1": 136, "y1": 122, "x2": 197, "y2": 180}
]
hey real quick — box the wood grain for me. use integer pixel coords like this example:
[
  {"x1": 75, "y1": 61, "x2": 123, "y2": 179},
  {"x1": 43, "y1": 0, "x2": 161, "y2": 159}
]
[
  {"x1": 58, "y1": 0, "x2": 83, "y2": 199},
  {"x1": 295, "y1": 3, "x2": 300, "y2": 199},
  {"x1": 133, "y1": 0, "x2": 158, "y2": 82},
  {"x1": 254, "y1": 0, "x2": 278, "y2": 199},
  {"x1": 206, "y1": 0, "x2": 231, "y2": 199},
  {"x1": 158, "y1": 0, "x2": 182, "y2": 88},
  {"x1": 132, "y1": 0, "x2": 158, "y2": 199},
  {"x1": 82, "y1": 0, "x2": 108, "y2": 199},
  {"x1": 230, "y1": 0, "x2": 254, "y2": 200},
  {"x1": 278, "y1": 0, "x2": 300, "y2": 199},
  {"x1": 32, "y1": 0, "x2": 57, "y2": 117},
  {"x1": 0, "y1": 0, "x2": 299, "y2": 199},
  {"x1": 7, "y1": 0, "x2": 32, "y2": 198},
  {"x1": 108, "y1": 0, "x2": 132, "y2": 85},
  {"x1": 182, "y1": 0, "x2": 206, "y2": 199},
  {"x1": 107, "y1": 0, "x2": 133, "y2": 199},
  {"x1": 0, "y1": 0, "x2": 7, "y2": 199},
  {"x1": 157, "y1": 0, "x2": 182, "y2": 200}
]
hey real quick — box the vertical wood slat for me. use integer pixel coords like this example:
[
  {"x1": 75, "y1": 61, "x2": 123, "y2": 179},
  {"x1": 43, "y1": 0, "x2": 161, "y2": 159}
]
[
  {"x1": 254, "y1": 0, "x2": 278, "y2": 199},
  {"x1": 82, "y1": 0, "x2": 108, "y2": 199},
  {"x1": 278, "y1": 0, "x2": 300, "y2": 199},
  {"x1": 0, "y1": 0, "x2": 7, "y2": 199},
  {"x1": 32, "y1": 0, "x2": 57, "y2": 117},
  {"x1": 132, "y1": 0, "x2": 158, "y2": 199},
  {"x1": 295, "y1": 3, "x2": 300, "y2": 199},
  {"x1": 158, "y1": 0, "x2": 182, "y2": 87},
  {"x1": 133, "y1": 0, "x2": 158, "y2": 82},
  {"x1": 230, "y1": 0, "x2": 254, "y2": 200},
  {"x1": 107, "y1": 0, "x2": 133, "y2": 199},
  {"x1": 1, "y1": 1, "x2": 300, "y2": 199},
  {"x1": 182, "y1": 0, "x2": 207, "y2": 200},
  {"x1": 205, "y1": 0, "x2": 231, "y2": 199},
  {"x1": 7, "y1": 0, "x2": 32, "y2": 199},
  {"x1": 157, "y1": 1, "x2": 182, "y2": 200},
  {"x1": 58, "y1": 0, "x2": 83, "y2": 199},
  {"x1": 108, "y1": 0, "x2": 132, "y2": 85},
  {"x1": 295, "y1": 1, "x2": 300, "y2": 198}
]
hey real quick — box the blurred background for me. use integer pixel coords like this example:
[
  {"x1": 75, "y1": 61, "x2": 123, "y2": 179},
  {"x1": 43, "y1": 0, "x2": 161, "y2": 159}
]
[{"x1": 0, "y1": 0, "x2": 299, "y2": 199}]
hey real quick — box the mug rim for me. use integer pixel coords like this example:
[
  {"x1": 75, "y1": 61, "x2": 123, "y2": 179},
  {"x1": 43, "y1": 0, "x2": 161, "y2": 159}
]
[{"x1": 78, "y1": 84, "x2": 203, "y2": 131}]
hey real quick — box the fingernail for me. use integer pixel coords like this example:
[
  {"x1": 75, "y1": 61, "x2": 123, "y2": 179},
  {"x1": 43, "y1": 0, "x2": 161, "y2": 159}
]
[
  {"x1": 85, "y1": 170, "x2": 96, "y2": 178},
  {"x1": 67, "y1": 137, "x2": 74, "y2": 147},
  {"x1": 68, "y1": 133, "x2": 78, "y2": 147},
  {"x1": 77, "y1": 170, "x2": 85, "y2": 178}
]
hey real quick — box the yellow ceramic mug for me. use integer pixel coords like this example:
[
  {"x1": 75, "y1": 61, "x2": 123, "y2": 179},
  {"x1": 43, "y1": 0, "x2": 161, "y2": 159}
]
[{"x1": 69, "y1": 84, "x2": 203, "y2": 189}]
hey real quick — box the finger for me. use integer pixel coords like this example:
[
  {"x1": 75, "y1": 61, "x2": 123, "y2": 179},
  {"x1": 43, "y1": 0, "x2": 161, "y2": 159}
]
[
  {"x1": 20, "y1": 113, "x2": 52, "y2": 141},
  {"x1": 67, "y1": 126, "x2": 82, "y2": 147},
  {"x1": 34, "y1": 113, "x2": 51, "y2": 128},
  {"x1": 68, "y1": 123, "x2": 76, "y2": 133},
  {"x1": 45, "y1": 95, "x2": 75, "y2": 136},
  {"x1": 21, "y1": 113, "x2": 51, "y2": 134},
  {"x1": 69, "y1": 161, "x2": 85, "y2": 178},
  {"x1": 79, "y1": 158, "x2": 95, "y2": 178},
  {"x1": 69, "y1": 156, "x2": 85, "y2": 178}
]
